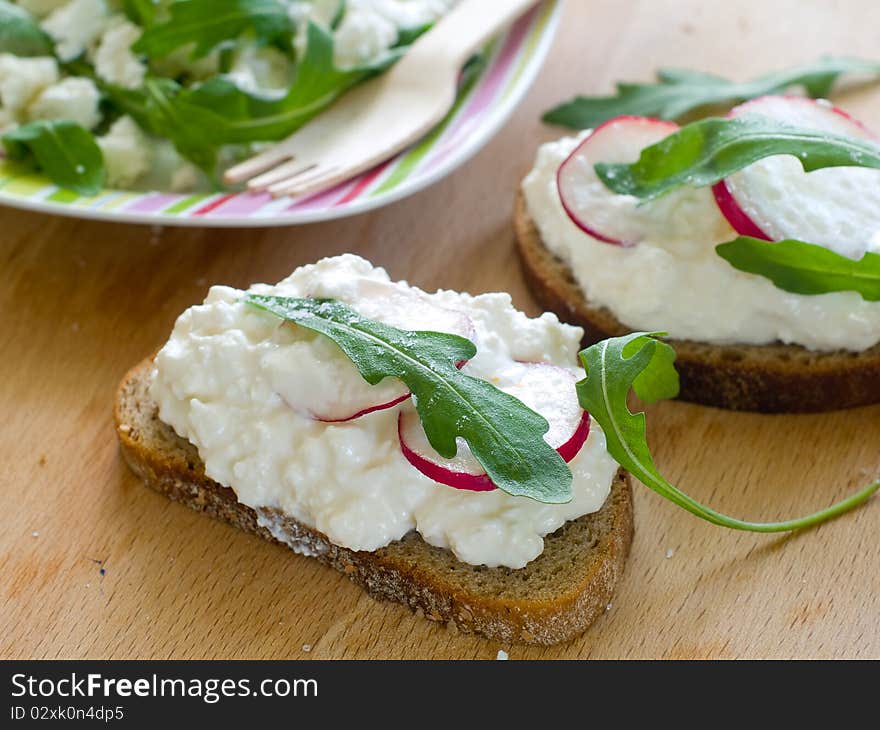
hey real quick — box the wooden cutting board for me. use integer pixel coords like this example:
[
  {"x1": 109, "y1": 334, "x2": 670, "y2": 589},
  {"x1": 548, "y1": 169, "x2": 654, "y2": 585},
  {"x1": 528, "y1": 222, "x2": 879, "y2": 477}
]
[{"x1": 2, "y1": 0, "x2": 879, "y2": 660}]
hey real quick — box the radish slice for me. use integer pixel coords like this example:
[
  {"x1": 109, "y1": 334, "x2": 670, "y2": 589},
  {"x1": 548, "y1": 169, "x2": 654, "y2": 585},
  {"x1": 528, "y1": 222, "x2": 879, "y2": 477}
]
[
  {"x1": 557, "y1": 116, "x2": 731, "y2": 246},
  {"x1": 556, "y1": 116, "x2": 730, "y2": 246},
  {"x1": 558, "y1": 116, "x2": 677, "y2": 245},
  {"x1": 398, "y1": 362, "x2": 590, "y2": 492},
  {"x1": 267, "y1": 279, "x2": 474, "y2": 423},
  {"x1": 713, "y1": 96, "x2": 880, "y2": 260}
]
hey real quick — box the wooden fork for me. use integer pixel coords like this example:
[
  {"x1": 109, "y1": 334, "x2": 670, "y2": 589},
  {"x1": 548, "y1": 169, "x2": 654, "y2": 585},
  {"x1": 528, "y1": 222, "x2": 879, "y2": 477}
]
[{"x1": 224, "y1": 0, "x2": 542, "y2": 198}]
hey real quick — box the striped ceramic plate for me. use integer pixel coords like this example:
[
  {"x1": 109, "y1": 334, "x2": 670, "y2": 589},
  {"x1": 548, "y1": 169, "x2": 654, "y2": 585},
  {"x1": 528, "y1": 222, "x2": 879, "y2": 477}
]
[{"x1": 0, "y1": 2, "x2": 560, "y2": 227}]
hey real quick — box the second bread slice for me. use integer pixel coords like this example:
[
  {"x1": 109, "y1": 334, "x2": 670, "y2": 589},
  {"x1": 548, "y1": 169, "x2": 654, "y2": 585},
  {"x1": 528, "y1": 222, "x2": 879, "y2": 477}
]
[{"x1": 515, "y1": 190, "x2": 880, "y2": 413}]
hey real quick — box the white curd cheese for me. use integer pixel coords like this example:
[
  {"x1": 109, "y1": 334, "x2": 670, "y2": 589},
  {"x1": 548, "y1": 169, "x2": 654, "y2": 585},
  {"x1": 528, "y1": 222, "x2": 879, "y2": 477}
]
[
  {"x1": 0, "y1": 107, "x2": 14, "y2": 134},
  {"x1": 93, "y1": 18, "x2": 146, "y2": 89},
  {"x1": 287, "y1": 0, "x2": 455, "y2": 67},
  {"x1": 522, "y1": 134, "x2": 880, "y2": 352},
  {"x1": 28, "y1": 76, "x2": 101, "y2": 129},
  {"x1": 169, "y1": 162, "x2": 202, "y2": 193},
  {"x1": 150, "y1": 46, "x2": 221, "y2": 84},
  {"x1": 331, "y1": 3, "x2": 399, "y2": 67},
  {"x1": 0, "y1": 54, "x2": 59, "y2": 117},
  {"x1": 370, "y1": 0, "x2": 457, "y2": 29},
  {"x1": 284, "y1": 0, "x2": 343, "y2": 33},
  {"x1": 134, "y1": 140, "x2": 206, "y2": 193},
  {"x1": 227, "y1": 45, "x2": 293, "y2": 94},
  {"x1": 98, "y1": 115, "x2": 151, "y2": 188},
  {"x1": 150, "y1": 255, "x2": 619, "y2": 569},
  {"x1": 41, "y1": 0, "x2": 110, "y2": 62}
]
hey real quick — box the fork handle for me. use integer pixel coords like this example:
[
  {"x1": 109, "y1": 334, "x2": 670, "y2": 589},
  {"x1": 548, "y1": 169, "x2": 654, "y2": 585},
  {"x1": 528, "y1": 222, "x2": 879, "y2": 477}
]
[{"x1": 410, "y1": 0, "x2": 544, "y2": 68}]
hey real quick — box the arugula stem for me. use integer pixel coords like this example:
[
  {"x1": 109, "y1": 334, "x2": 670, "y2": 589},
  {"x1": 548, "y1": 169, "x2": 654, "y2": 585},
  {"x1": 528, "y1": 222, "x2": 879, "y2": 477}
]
[{"x1": 642, "y1": 472, "x2": 879, "y2": 532}]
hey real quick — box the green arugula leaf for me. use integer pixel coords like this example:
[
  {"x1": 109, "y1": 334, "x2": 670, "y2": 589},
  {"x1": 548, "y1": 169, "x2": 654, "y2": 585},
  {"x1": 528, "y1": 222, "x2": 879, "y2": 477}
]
[
  {"x1": 330, "y1": 0, "x2": 346, "y2": 30},
  {"x1": 577, "y1": 332, "x2": 880, "y2": 531},
  {"x1": 132, "y1": 0, "x2": 294, "y2": 59},
  {"x1": 0, "y1": 0, "x2": 54, "y2": 56},
  {"x1": 595, "y1": 115, "x2": 880, "y2": 200},
  {"x1": 543, "y1": 57, "x2": 880, "y2": 129},
  {"x1": 108, "y1": 22, "x2": 404, "y2": 172},
  {"x1": 717, "y1": 237, "x2": 880, "y2": 301},
  {"x1": 122, "y1": 0, "x2": 159, "y2": 27},
  {"x1": 178, "y1": 21, "x2": 399, "y2": 144},
  {"x1": 2, "y1": 120, "x2": 105, "y2": 196},
  {"x1": 107, "y1": 77, "x2": 222, "y2": 171},
  {"x1": 625, "y1": 334, "x2": 680, "y2": 403},
  {"x1": 245, "y1": 295, "x2": 573, "y2": 504}
]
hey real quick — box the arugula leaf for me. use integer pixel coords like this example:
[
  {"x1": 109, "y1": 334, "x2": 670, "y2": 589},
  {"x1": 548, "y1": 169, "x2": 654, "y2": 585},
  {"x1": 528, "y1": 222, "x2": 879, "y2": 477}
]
[
  {"x1": 717, "y1": 237, "x2": 880, "y2": 301},
  {"x1": 330, "y1": 0, "x2": 346, "y2": 30},
  {"x1": 578, "y1": 332, "x2": 880, "y2": 531},
  {"x1": 178, "y1": 21, "x2": 399, "y2": 144},
  {"x1": 595, "y1": 115, "x2": 880, "y2": 200},
  {"x1": 122, "y1": 0, "x2": 158, "y2": 27},
  {"x1": 132, "y1": 0, "x2": 294, "y2": 59},
  {"x1": 543, "y1": 57, "x2": 880, "y2": 129},
  {"x1": 108, "y1": 22, "x2": 403, "y2": 172},
  {"x1": 0, "y1": 0, "x2": 54, "y2": 56},
  {"x1": 2, "y1": 120, "x2": 104, "y2": 196},
  {"x1": 103, "y1": 78, "x2": 221, "y2": 171},
  {"x1": 245, "y1": 295, "x2": 573, "y2": 504}
]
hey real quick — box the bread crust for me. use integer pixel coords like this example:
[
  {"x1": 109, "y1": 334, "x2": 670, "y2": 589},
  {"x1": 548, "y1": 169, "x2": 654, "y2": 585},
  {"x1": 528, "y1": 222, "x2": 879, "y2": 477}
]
[
  {"x1": 515, "y1": 190, "x2": 880, "y2": 413},
  {"x1": 115, "y1": 358, "x2": 634, "y2": 646}
]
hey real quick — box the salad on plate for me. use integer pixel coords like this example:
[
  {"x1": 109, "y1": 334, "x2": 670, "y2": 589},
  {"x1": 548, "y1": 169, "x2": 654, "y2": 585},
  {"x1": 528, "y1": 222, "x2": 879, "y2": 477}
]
[{"x1": 0, "y1": 0, "x2": 455, "y2": 194}]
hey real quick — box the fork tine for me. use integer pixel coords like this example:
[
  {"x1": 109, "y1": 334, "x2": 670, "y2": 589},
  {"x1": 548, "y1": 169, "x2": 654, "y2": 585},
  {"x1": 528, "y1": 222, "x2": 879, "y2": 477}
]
[
  {"x1": 247, "y1": 160, "x2": 317, "y2": 191},
  {"x1": 224, "y1": 148, "x2": 294, "y2": 185},
  {"x1": 268, "y1": 166, "x2": 341, "y2": 198}
]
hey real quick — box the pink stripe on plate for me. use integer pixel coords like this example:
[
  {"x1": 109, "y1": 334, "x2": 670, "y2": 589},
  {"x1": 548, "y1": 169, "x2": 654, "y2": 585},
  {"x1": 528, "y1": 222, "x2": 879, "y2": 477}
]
[
  {"x1": 193, "y1": 193, "x2": 238, "y2": 216},
  {"x1": 200, "y1": 191, "x2": 272, "y2": 216},
  {"x1": 420, "y1": 10, "x2": 532, "y2": 172},
  {"x1": 286, "y1": 178, "x2": 359, "y2": 211},
  {"x1": 334, "y1": 161, "x2": 391, "y2": 206},
  {"x1": 126, "y1": 193, "x2": 182, "y2": 213}
]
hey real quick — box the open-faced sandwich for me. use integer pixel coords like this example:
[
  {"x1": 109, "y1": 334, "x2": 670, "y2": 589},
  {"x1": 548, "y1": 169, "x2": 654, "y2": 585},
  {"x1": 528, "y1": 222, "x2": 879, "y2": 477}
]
[
  {"x1": 517, "y1": 93, "x2": 880, "y2": 412},
  {"x1": 115, "y1": 255, "x2": 879, "y2": 644},
  {"x1": 115, "y1": 255, "x2": 634, "y2": 645}
]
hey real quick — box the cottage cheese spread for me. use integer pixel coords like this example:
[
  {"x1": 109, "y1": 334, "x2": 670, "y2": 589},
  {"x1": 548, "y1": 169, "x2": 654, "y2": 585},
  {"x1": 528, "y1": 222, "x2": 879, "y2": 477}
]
[
  {"x1": 522, "y1": 133, "x2": 880, "y2": 352},
  {"x1": 150, "y1": 255, "x2": 619, "y2": 569}
]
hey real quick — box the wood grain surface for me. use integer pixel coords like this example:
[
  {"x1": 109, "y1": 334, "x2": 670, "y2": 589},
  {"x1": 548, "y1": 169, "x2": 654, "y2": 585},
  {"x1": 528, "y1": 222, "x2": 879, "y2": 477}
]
[{"x1": 2, "y1": 0, "x2": 879, "y2": 660}]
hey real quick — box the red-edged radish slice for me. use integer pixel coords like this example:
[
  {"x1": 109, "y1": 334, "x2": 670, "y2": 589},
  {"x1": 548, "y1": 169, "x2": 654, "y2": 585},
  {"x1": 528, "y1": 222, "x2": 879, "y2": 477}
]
[
  {"x1": 558, "y1": 116, "x2": 678, "y2": 245},
  {"x1": 398, "y1": 362, "x2": 590, "y2": 493},
  {"x1": 713, "y1": 95, "x2": 880, "y2": 260},
  {"x1": 268, "y1": 279, "x2": 474, "y2": 423}
]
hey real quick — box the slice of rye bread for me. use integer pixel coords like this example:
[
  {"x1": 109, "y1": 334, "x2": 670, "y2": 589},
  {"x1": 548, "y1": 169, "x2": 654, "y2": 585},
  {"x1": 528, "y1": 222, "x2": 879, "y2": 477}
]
[
  {"x1": 515, "y1": 190, "x2": 880, "y2": 413},
  {"x1": 114, "y1": 358, "x2": 634, "y2": 646}
]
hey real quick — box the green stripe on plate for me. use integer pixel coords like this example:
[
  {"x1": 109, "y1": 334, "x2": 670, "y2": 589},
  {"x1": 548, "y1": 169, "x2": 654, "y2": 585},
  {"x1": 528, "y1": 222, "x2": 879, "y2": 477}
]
[
  {"x1": 164, "y1": 194, "x2": 209, "y2": 214},
  {"x1": 46, "y1": 188, "x2": 81, "y2": 204},
  {"x1": 501, "y1": 0, "x2": 554, "y2": 102}
]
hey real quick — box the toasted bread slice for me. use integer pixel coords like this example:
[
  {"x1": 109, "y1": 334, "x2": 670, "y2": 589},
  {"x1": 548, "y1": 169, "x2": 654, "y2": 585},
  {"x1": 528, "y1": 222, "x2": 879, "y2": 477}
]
[
  {"x1": 114, "y1": 358, "x2": 634, "y2": 646},
  {"x1": 515, "y1": 190, "x2": 880, "y2": 413}
]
